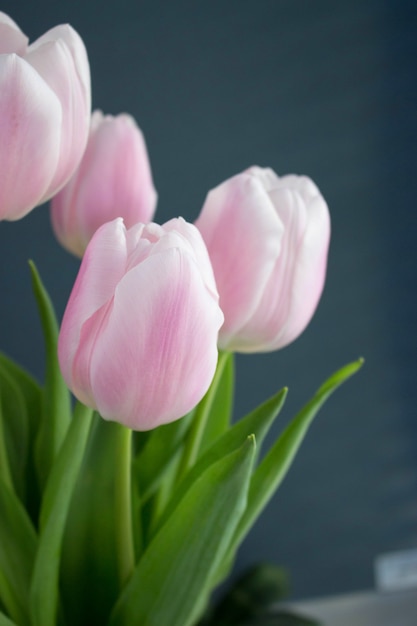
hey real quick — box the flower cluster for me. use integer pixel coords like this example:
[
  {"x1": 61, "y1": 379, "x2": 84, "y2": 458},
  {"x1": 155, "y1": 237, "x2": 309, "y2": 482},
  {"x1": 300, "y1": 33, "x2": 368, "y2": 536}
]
[{"x1": 0, "y1": 11, "x2": 361, "y2": 626}]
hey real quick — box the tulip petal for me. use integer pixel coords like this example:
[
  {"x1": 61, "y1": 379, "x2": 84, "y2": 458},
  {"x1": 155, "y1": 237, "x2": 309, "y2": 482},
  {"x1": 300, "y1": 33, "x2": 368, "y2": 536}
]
[
  {"x1": 163, "y1": 217, "x2": 219, "y2": 298},
  {"x1": 90, "y1": 248, "x2": 222, "y2": 429},
  {"x1": 74, "y1": 113, "x2": 156, "y2": 238},
  {"x1": 0, "y1": 12, "x2": 28, "y2": 55},
  {"x1": 58, "y1": 219, "x2": 128, "y2": 387},
  {"x1": 0, "y1": 55, "x2": 62, "y2": 220},
  {"x1": 235, "y1": 188, "x2": 309, "y2": 351},
  {"x1": 196, "y1": 173, "x2": 283, "y2": 348},
  {"x1": 26, "y1": 28, "x2": 90, "y2": 197}
]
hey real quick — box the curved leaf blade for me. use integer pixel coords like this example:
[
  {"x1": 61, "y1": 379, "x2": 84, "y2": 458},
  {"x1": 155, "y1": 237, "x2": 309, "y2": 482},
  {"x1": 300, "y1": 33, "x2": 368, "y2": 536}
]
[
  {"x1": 0, "y1": 479, "x2": 37, "y2": 626},
  {"x1": 29, "y1": 261, "x2": 71, "y2": 489},
  {"x1": 29, "y1": 402, "x2": 93, "y2": 626},
  {"x1": 109, "y1": 436, "x2": 256, "y2": 626},
  {"x1": 223, "y1": 359, "x2": 364, "y2": 574}
]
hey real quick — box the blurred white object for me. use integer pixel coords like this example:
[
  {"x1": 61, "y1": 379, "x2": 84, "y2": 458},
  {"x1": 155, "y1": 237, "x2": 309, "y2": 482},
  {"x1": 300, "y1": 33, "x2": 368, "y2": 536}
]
[
  {"x1": 287, "y1": 588, "x2": 417, "y2": 626},
  {"x1": 375, "y1": 548, "x2": 417, "y2": 592}
]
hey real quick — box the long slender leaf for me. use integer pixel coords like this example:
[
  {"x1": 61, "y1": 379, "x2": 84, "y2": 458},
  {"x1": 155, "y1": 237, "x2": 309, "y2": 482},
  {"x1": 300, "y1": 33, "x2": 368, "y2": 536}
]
[
  {"x1": 199, "y1": 351, "x2": 234, "y2": 454},
  {"x1": 29, "y1": 402, "x2": 93, "y2": 626},
  {"x1": 109, "y1": 436, "x2": 256, "y2": 626},
  {"x1": 29, "y1": 261, "x2": 71, "y2": 489},
  {"x1": 0, "y1": 610, "x2": 18, "y2": 626},
  {"x1": 177, "y1": 350, "x2": 231, "y2": 478},
  {"x1": 0, "y1": 354, "x2": 43, "y2": 523},
  {"x1": 0, "y1": 478, "x2": 37, "y2": 626},
  {"x1": 219, "y1": 359, "x2": 364, "y2": 579},
  {"x1": 134, "y1": 409, "x2": 194, "y2": 504},
  {"x1": 60, "y1": 415, "x2": 124, "y2": 626},
  {"x1": 0, "y1": 365, "x2": 29, "y2": 500},
  {"x1": 154, "y1": 387, "x2": 287, "y2": 537}
]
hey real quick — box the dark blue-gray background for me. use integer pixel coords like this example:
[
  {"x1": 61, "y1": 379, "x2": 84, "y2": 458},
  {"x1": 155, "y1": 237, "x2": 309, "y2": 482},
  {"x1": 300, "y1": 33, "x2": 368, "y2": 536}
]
[{"x1": 1, "y1": 0, "x2": 416, "y2": 600}]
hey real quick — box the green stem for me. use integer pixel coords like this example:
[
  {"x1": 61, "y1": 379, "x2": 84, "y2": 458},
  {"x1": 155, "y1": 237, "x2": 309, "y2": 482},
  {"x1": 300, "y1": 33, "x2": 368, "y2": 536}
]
[
  {"x1": 177, "y1": 350, "x2": 229, "y2": 481},
  {"x1": 114, "y1": 424, "x2": 135, "y2": 586}
]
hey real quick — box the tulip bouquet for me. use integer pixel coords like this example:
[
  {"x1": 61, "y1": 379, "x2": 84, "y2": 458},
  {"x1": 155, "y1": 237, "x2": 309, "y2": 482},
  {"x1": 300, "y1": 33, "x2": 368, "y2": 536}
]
[{"x1": 0, "y1": 12, "x2": 362, "y2": 626}]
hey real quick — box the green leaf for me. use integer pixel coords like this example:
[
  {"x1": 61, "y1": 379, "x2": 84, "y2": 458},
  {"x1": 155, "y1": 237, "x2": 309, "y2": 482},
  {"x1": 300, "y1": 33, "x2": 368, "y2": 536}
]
[
  {"x1": 0, "y1": 354, "x2": 43, "y2": 523},
  {"x1": 0, "y1": 364, "x2": 29, "y2": 501},
  {"x1": 29, "y1": 261, "x2": 72, "y2": 489},
  {"x1": 29, "y1": 402, "x2": 93, "y2": 626},
  {"x1": 0, "y1": 478, "x2": 37, "y2": 626},
  {"x1": 154, "y1": 387, "x2": 287, "y2": 537},
  {"x1": 177, "y1": 350, "x2": 232, "y2": 479},
  {"x1": 134, "y1": 409, "x2": 194, "y2": 504},
  {"x1": 61, "y1": 416, "x2": 133, "y2": 626},
  {"x1": 109, "y1": 436, "x2": 257, "y2": 626},
  {"x1": 199, "y1": 351, "x2": 234, "y2": 454},
  {"x1": 223, "y1": 359, "x2": 364, "y2": 572},
  {"x1": 0, "y1": 610, "x2": 19, "y2": 626}
]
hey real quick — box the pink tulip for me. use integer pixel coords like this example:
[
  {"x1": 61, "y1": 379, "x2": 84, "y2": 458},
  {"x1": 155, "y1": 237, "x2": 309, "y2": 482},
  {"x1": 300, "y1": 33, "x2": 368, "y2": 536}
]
[
  {"x1": 50, "y1": 110, "x2": 158, "y2": 257},
  {"x1": 0, "y1": 12, "x2": 90, "y2": 221},
  {"x1": 195, "y1": 166, "x2": 331, "y2": 353},
  {"x1": 58, "y1": 217, "x2": 223, "y2": 430}
]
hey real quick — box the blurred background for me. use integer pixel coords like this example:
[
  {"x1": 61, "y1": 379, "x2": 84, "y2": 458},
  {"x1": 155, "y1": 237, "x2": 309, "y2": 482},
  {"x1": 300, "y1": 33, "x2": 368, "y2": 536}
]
[{"x1": 1, "y1": 0, "x2": 416, "y2": 601}]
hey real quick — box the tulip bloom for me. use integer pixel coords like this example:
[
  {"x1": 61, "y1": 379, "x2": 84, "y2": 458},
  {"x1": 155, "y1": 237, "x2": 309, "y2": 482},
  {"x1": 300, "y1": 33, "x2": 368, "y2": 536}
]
[
  {"x1": 195, "y1": 166, "x2": 330, "y2": 353},
  {"x1": 50, "y1": 110, "x2": 158, "y2": 257},
  {"x1": 58, "y1": 217, "x2": 223, "y2": 430},
  {"x1": 0, "y1": 12, "x2": 90, "y2": 221}
]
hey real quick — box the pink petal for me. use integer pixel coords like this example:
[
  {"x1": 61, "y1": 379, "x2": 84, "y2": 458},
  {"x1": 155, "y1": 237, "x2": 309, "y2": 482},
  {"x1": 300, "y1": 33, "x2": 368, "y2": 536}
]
[
  {"x1": 196, "y1": 172, "x2": 283, "y2": 347},
  {"x1": 26, "y1": 25, "x2": 91, "y2": 197},
  {"x1": 0, "y1": 54, "x2": 61, "y2": 220},
  {"x1": 75, "y1": 113, "x2": 156, "y2": 235},
  {"x1": 0, "y1": 12, "x2": 28, "y2": 54},
  {"x1": 58, "y1": 219, "x2": 128, "y2": 386},
  {"x1": 90, "y1": 247, "x2": 222, "y2": 429}
]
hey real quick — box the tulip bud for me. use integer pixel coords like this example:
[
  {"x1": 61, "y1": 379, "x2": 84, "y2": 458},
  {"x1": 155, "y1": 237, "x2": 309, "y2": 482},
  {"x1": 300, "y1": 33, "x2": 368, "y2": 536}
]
[
  {"x1": 195, "y1": 166, "x2": 330, "y2": 353},
  {"x1": 50, "y1": 110, "x2": 158, "y2": 257},
  {"x1": 58, "y1": 217, "x2": 224, "y2": 430},
  {"x1": 0, "y1": 12, "x2": 90, "y2": 221}
]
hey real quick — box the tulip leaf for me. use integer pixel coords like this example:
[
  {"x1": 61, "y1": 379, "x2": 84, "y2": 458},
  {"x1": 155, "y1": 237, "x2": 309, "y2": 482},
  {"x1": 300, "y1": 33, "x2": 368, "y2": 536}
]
[
  {"x1": 134, "y1": 408, "x2": 194, "y2": 504},
  {"x1": 29, "y1": 261, "x2": 72, "y2": 489},
  {"x1": 0, "y1": 363, "x2": 29, "y2": 501},
  {"x1": 0, "y1": 478, "x2": 37, "y2": 626},
  {"x1": 109, "y1": 436, "x2": 256, "y2": 626},
  {"x1": 61, "y1": 415, "x2": 131, "y2": 626},
  {"x1": 154, "y1": 387, "x2": 287, "y2": 536},
  {"x1": 29, "y1": 402, "x2": 93, "y2": 626},
  {"x1": 0, "y1": 354, "x2": 42, "y2": 523},
  {"x1": 218, "y1": 358, "x2": 364, "y2": 581},
  {"x1": 199, "y1": 351, "x2": 234, "y2": 454},
  {"x1": 177, "y1": 350, "x2": 233, "y2": 478},
  {"x1": 0, "y1": 611, "x2": 18, "y2": 626}
]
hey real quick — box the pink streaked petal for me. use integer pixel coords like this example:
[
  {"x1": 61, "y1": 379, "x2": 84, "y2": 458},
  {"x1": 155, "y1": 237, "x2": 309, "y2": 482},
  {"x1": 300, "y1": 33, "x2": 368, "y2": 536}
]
[
  {"x1": 234, "y1": 188, "x2": 308, "y2": 351},
  {"x1": 275, "y1": 174, "x2": 320, "y2": 206},
  {"x1": 90, "y1": 248, "x2": 222, "y2": 430},
  {"x1": 275, "y1": 193, "x2": 330, "y2": 347},
  {"x1": 196, "y1": 173, "x2": 283, "y2": 344},
  {"x1": 58, "y1": 219, "x2": 128, "y2": 383},
  {"x1": 26, "y1": 36, "x2": 90, "y2": 197},
  {"x1": 163, "y1": 217, "x2": 219, "y2": 298},
  {"x1": 68, "y1": 301, "x2": 111, "y2": 406},
  {"x1": 0, "y1": 54, "x2": 61, "y2": 220},
  {"x1": 28, "y1": 24, "x2": 90, "y2": 112},
  {"x1": 75, "y1": 113, "x2": 157, "y2": 237},
  {"x1": 245, "y1": 166, "x2": 280, "y2": 192},
  {"x1": 0, "y1": 12, "x2": 28, "y2": 54}
]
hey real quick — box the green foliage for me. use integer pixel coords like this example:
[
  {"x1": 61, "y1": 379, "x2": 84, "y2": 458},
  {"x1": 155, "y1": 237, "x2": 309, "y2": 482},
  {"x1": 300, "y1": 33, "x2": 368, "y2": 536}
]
[{"x1": 0, "y1": 264, "x2": 362, "y2": 626}]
